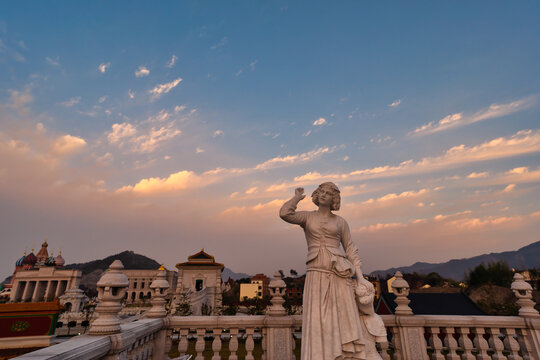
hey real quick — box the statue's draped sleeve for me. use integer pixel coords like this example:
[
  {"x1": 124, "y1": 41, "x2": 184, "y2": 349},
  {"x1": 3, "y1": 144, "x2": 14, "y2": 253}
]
[
  {"x1": 279, "y1": 197, "x2": 309, "y2": 227},
  {"x1": 340, "y1": 217, "x2": 363, "y2": 277}
]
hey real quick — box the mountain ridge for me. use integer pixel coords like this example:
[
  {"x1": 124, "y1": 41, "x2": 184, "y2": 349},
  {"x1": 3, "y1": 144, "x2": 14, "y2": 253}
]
[{"x1": 371, "y1": 240, "x2": 540, "y2": 280}]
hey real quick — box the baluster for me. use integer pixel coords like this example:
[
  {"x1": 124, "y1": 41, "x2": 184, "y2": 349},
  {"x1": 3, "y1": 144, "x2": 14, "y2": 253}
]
[
  {"x1": 443, "y1": 327, "x2": 460, "y2": 360},
  {"x1": 164, "y1": 329, "x2": 173, "y2": 359},
  {"x1": 229, "y1": 328, "x2": 239, "y2": 360},
  {"x1": 390, "y1": 326, "x2": 403, "y2": 360},
  {"x1": 244, "y1": 327, "x2": 254, "y2": 360},
  {"x1": 261, "y1": 327, "x2": 267, "y2": 360},
  {"x1": 212, "y1": 327, "x2": 222, "y2": 360},
  {"x1": 457, "y1": 327, "x2": 475, "y2": 360},
  {"x1": 178, "y1": 328, "x2": 189, "y2": 357},
  {"x1": 471, "y1": 327, "x2": 491, "y2": 360},
  {"x1": 428, "y1": 327, "x2": 445, "y2": 360},
  {"x1": 195, "y1": 328, "x2": 206, "y2": 360},
  {"x1": 142, "y1": 337, "x2": 148, "y2": 360},
  {"x1": 134, "y1": 340, "x2": 140, "y2": 360},
  {"x1": 290, "y1": 330, "x2": 296, "y2": 360},
  {"x1": 486, "y1": 328, "x2": 505, "y2": 360},
  {"x1": 502, "y1": 328, "x2": 522, "y2": 360},
  {"x1": 516, "y1": 328, "x2": 533, "y2": 360}
]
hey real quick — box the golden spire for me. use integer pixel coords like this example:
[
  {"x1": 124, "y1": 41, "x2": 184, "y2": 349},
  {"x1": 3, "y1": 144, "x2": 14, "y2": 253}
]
[{"x1": 158, "y1": 264, "x2": 165, "y2": 271}]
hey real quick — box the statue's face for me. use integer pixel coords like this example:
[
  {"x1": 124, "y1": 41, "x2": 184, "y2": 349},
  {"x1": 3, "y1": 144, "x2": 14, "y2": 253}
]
[{"x1": 317, "y1": 186, "x2": 334, "y2": 207}]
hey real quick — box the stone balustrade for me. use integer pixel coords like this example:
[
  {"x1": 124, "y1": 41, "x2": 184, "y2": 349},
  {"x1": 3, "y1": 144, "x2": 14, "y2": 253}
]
[{"x1": 13, "y1": 266, "x2": 540, "y2": 360}]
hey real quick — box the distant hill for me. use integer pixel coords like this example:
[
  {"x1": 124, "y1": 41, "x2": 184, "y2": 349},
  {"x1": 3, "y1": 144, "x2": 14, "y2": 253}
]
[
  {"x1": 222, "y1": 267, "x2": 251, "y2": 281},
  {"x1": 371, "y1": 240, "x2": 540, "y2": 281},
  {"x1": 64, "y1": 250, "x2": 161, "y2": 275}
]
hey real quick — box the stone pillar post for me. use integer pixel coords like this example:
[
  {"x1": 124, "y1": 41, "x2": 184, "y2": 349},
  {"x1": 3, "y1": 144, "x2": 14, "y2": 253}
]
[
  {"x1": 44, "y1": 281, "x2": 51, "y2": 301},
  {"x1": 511, "y1": 272, "x2": 540, "y2": 358},
  {"x1": 89, "y1": 260, "x2": 129, "y2": 335},
  {"x1": 12, "y1": 281, "x2": 24, "y2": 302},
  {"x1": 31, "y1": 281, "x2": 42, "y2": 302},
  {"x1": 265, "y1": 271, "x2": 295, "y2": 360},
  {"x1": 391, "y1": 271, "x2": 429, "y2": 360},
  {"x1": 22, "y1": 281, "x2": 35, "y2": 302},
  {"x1": 148, "y1": 265, "x2": 170, "y2": 318},
  {"x1": 148, "y1": 266, "x2": 170, "y2": 360}
]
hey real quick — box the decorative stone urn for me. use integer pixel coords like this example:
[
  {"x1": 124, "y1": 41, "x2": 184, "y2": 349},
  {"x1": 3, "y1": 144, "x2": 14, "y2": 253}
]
[
  {"x1": 147, "y1": 265, "x2": 170, "y2": 318},
  {"x1": 267, "y1": 271, "x2": 287, "y2": 316},
  {"x1": 391, "y1": 271, "x2": 413, "y2": 315},
  {"x1": 511, "y1": 272, "x2": 540, "y2": 317},
  {"x1": 89, "y1": 260, "x2": 129, "y2": 335}
]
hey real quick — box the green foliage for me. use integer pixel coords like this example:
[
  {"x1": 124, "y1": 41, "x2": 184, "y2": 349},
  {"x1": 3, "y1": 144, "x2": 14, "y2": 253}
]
[
  {"x1": 200, "y1": 302, "x2": 213, "y2": 316},
  {"x1": 222, "y1": 304, "x2": 238, "y2": 315},
  {"x1": 175, "y1": 292, "x2": 192, "y2": 316},
  {"x1": 290, "y1": 269, "x2": 298, "y2": 277},
  {"x1": 241, "y1": 297, "x2": 268, "y2": 315},
  {"x1": 465, "y1": 261, "x2": 514, "y2": 288}
]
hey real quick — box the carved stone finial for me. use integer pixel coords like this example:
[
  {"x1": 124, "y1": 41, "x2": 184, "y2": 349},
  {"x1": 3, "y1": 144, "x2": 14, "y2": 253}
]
[
  {"x1": 89, "y1": 260, "x2": 129, "y2": 335},
  {"x1": 147, "y1": 266, "x2": 170, "y2": 318},
  {"x1": 267, "y1": 271, "x2": 287, "y2": 316},
  {"x1": 511, "y1": 272, "x2": 540, "y2": 317},
  {"x1": 391, "y1": 271, "x2": 413, "y2": 315}
]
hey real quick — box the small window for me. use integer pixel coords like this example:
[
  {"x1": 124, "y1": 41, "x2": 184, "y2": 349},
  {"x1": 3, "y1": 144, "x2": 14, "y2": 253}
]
[
  {"x1": 141, "y1": 282, "x2": 145, "y2": 288},
  {"x1": 195, "y1": 279, "x2": 203, "y2": 291},
  {"x1": 134, "y1": 282, "x2": 138, "y2": 289}
]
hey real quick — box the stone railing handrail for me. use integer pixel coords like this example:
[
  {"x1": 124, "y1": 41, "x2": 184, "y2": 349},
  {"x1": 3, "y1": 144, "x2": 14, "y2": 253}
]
[
  {"x1": 168, "y1": 314, "x2": 266, "y2": 328},
  {"x1": 15, "y1": 318, "x2": 163, "y2": 360}
]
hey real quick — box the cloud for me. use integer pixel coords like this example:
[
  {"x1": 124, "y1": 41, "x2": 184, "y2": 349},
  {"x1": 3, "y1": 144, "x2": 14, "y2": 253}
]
[
  {"x1": 117, "y1": 146, "x2": 336, "y2": 195},
  {"x1": 250, "y1": 60, "x2": 258, "y2": 71},
  {"x1": 410, "y1": 97, "x2": 535, "y2": 136},
  {"x1": 98, "y1": 96, "x2": 107, "y2": 104},
  {"x1": 167, "y1": 55, "x2": 178, "y2": 68},
  {"x1": 128, "y1": 90, "x2": 135, "y2": 99},
  {"x1": 213, "y1": 130, "x2": 224, "y2": 137},
  {"x1": 117, "y1": 170, "x2": 204, "y2": 195},
  {"x1": 221, "y1": 199, "x2": 285, "y2": 216},
  {"x1": 7, "y1": 88, "x2": 33, "y2": 110},
  {"x1": 50, "y1": 135, "x2": 87, "y2": 156},
  {"x1": 58, "y1": 97, "x2": 81, "y2": 107},
  {"x1": 45, "y1": 56, "x2": 60, "y2": 66},
  {"x1": 245, "y1": 187, "x2": 258, "y2": 194},
  {"x1": 107, "y1": 122, "x2": 137, "y2": 145},
  {"x1": 313, "y1": 117, "x2": 327, "y2": 126},
  {"x1": 149, "y1": 77, "x2": 182, "y2": 100},
  {"x1": 98, "y1": 62, "x2": 111, "y2": 73},
  {"x1": 174, "y1": 105, "x2": 186, "y2": 113},
  {"x1": 135, "y1": 65, "x2": 150, "y2": 77},
  {"x1": 467, "y1": 171, "x2": 489, "y2": 179},
  {"x1": 502, "y1": 184, "x2": 516, "y2": 193},
  {"x1": 355, "y1": 211, "x2": 523, "y2": 233},
  {"x1": 302, "y1": 130, "x2": 312, "y2": 137},
  {"x1": 135, "y1": 126, "x2": 181, "y2": 153},
  {"x1": 196, "y1": 147, "x2": 205, "y2": 153},
  {"x1": 388, "y1": 99, "x2": 402, "y2": 107},
  {"x1": 210, "y1": 37, "x2": 228, "y2": 50},
  {"x1": 106, "y1": 121, "x2": 180, "y2": 153},
  {"x1": 292, "y1": 129, "x2": 540, "y2": 185},
  {"x1": 254, "y1": 146, "x2": 335, "y2": 171}
]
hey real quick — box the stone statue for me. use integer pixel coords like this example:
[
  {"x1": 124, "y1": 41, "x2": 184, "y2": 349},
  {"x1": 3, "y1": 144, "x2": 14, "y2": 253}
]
[{"x1": 280, "y1": 182, "x2": 386, "y2": 360}]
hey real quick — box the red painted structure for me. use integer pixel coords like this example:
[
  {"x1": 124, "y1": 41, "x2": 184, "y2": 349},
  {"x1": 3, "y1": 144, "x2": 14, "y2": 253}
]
[{"x1": 0, "y1": 301, "x2": 63, "y2": 338}]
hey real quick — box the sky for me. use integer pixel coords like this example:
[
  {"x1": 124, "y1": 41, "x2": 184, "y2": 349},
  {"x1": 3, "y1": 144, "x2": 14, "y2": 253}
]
[{"x1": 1, "y1": 2, "x2": 540, "y2": 280}]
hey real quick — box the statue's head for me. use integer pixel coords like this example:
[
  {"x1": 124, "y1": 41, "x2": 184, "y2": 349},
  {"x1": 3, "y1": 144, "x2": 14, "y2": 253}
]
[{"x1": 312, "y1": 182, "x2": 341, "y2": 211}]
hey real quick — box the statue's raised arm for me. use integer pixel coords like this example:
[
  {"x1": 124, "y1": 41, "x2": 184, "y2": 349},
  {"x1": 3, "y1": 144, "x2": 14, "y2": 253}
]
[{"x1": 279, "y1": 187, "x2": 308, "y2": 226}]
